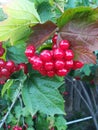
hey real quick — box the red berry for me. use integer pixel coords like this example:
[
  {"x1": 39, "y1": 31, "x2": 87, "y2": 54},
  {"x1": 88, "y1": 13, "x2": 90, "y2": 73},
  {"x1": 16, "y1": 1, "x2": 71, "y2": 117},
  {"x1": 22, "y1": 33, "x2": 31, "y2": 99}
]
[
  {"x1": 1, "y1": 68, "x2": 10, "y2": 77},
  {"x1": 25, "y1": 45, "x2": 35, "y2": 57},
  {"x1": 18, "y1": 63, "x2": 28, "y2": 74},
  {"x1": 47, "y1": 70, "x2": 55, "y2": 77},
  {"x1": 72, "y1": 61, "x2": 84, "y2": 70},
  {"x1": 39, "y1": 67, "x2": 47, "y2": 76},
  {"x1": 65, "y1": 60, "x2": 73, "y2": 69},
  {"x1": 32, "y1": 57, "x2": 43, "y2": 70},
  {"x1": 8, "y1": 125, "x2": 11, "y2": 129},
  {"x1": 59, "y1": 40, "x2": 70, "y2": 50},
  {"x1": 0, "y1": 48, "x2": 5, "y2": 57},
  {"x1": 29, "y1": 55, "x2": 38, "y2": 64},
  {"x1": 53, "y1": 48, "x2": 64, "y2": 60},
  {"x1": 6, "y1": 60, "x2": 15, "y2": 71},
  {"x1": 44, "y1": 61, "x2": 54, "y2": 71},
  {"x1": 40, "y1": 50, "x2": 52, "y2": 62},
  {"x1": 56, "y1": 68, "x2": 68, "y2": 76},
  {"x1": 13, "y1": 126, "x2": 22, "y2": 130},
  {"x1": 54, "y1": 60, "x2": 65, "y2": 70},
  {"x1": 52, "y1": 34, "x2": 58, "y2": 44},
  {"x1": 0, "y1": 59, "x2": 6, "y2": 68},
  {"x1": 52, "y1": 44, "x2": 57, "y2": 50},
  {"x1": 64, "y1": 49, "x2": 74, "y2": 60}
]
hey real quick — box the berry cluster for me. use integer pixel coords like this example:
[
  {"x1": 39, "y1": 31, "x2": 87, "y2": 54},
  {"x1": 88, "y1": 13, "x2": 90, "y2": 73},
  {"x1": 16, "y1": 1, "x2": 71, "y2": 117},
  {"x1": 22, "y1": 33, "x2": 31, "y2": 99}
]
[
  {"x1": 0, "y1": 42, "x2": 28, "y2": 84},
  {"x1": 25, "y1": 34, "x2": 84, "y2": 77},
  {"x1": 13, "y1": 126, "x2": 22, "y2": 130}
]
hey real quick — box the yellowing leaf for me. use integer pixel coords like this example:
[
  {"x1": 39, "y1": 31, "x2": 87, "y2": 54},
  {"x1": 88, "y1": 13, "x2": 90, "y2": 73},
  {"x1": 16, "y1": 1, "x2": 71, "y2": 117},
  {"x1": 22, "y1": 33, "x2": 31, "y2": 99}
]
[{"x1": 0, "y1": 0, "x2": 41, "y2": 44}]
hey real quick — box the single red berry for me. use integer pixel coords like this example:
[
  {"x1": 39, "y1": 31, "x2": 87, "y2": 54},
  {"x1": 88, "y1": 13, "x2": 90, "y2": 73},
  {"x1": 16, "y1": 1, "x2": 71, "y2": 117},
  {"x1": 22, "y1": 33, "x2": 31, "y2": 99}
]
[
  {"x1": 52, "y1": 34, "x2": 58, "y2": 44},
  {"x1": 40, "y1": 50, "x2": 52, "y2": 62},
  {"x1": 44, "y1": 61, "x2": 54, "y2": 71},
  {"x1": 29, "y1": 55, "x2": 38, "y2": 64},
  {"x1": 0, "y1": 48, "x2": 5, "y2": 57},
  {"x1": 13, "y1": 126, "x2": 22, "y2": 130},
  {"x1": 32, "y1": 57, "x2": 43, "y2": 70},
  {"x1": 8, "y1": 125, "x2": 11, "y2": 129},
  {"x1": 47, "y1": 70, "x2": 55, "y2": 77},
  {"x1": 56, "y1": 68, "x2": 68, "y2": 76},
  {"x1": 39, "y1": 67, "x2": 47, "y2": 76},
  {"x1": 52, "y1": 44, "x2": 57, "y2": 50},
  {"x1": 64, "y1": 49, "x2": 74, "y2": 60},
  {"x1": 65, "y1": 60, "x2": 73, "y2": 69},
  {"x1": 72, "y1": 61, "x2": 84, "y2": 70},
  {"x1": 0, "y1": 59, "x2": 6, "y2": 68},
  {"x1": 53, "y1": 48, "x2": 64, "y2": 60},
  {"x1": 75, "y1": 76, "x2": 81, "y2": 80},
  {"x1": 1, "y1": 68, "x2": 10, "y2": 77},
  {"x1": 25, "y1": 45, "x2": 35, "y2": 57},
  {"x1": 18, "y1": 127, "x2": 22, "y2": 130},
  {"x1": 59, "y1": 40, "x2": 70, "y2": 50},
  {"x1": 6, "y1": 60, "x2": 15, "y2": 71},
  {"x1": 18, "y1": 63, "x2": 28, "y2": 74},
  {"x1": 54, "y1": 60, "x2": 65, "y2": 70}
]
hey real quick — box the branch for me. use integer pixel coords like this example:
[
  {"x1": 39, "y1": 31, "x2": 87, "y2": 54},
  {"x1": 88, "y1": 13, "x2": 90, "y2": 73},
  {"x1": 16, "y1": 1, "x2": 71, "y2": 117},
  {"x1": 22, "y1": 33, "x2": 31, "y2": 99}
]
[{"x1": 0, "y1": 92, "x2": 21, "y2": 128}]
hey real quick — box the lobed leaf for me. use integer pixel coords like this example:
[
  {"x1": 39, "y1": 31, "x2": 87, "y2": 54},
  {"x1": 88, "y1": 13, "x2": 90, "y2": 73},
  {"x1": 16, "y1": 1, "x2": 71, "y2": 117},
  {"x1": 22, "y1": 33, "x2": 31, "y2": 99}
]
[
  {"x1": 58, "y1": 7, "x2": 98, "y2": 64},
  {"x1": 0, "y1": 0, "x2": 41, "y2": 43},
  {"x1": 22, "y1": 74, "x2": 65, "y2": 116},
  {"x1": 28, "y1": 21, "x2": 57, "y2": 47}
]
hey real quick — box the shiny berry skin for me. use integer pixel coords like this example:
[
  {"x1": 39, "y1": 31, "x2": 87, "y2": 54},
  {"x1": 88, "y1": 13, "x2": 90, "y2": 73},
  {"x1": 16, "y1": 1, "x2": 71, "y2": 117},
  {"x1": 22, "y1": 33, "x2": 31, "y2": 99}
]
[
  {"x1": 65, "y1": 60, "x2": 73, "y2": 69},
  {"x1": 52, "y1": 44, "x2": 57, "y2": 50},
  {"x1": 56, "y1": 68, "x2": 68, "y2": 76},
  {"x1": 59, "y1": 40, "x2": 70, "y2": 50},
  {"x1": 54, "y1": 60, "x2": 65, "y2": 70},
  {"x1": 1, "y1": 68, "x2": 10, "y2": 77},
  {"x1": 6, "y1": 60, "x2": 15, "y2": 71},
  {"x1": 40, "y1": 50, "x2": 52, "y2": 62},
  {"x1": 0, "y1": 59, "x2": 6, "y2": 68},
  {"x1": 44, "y1": 61, "x2": 54, "y2": 71},
  {"x1": 39, "y1": 67, "x2": 47, "y2": 76},
  {"x1": 52, "y1": 34, "x2": 58, "y2": 44},
  {"x1": 72, "y1": 61, "x2": 84, "y2": 70},
  {"x1": 32, "y1": 57, "x2": 43, "y2": 70},
  {"x1": 47, "y1": 70, "x2": 55, "y2": 77},
  {"x1": 8, "y1": 125, "x2": 11, "y2": 129},
  {"x1": 13, "y1": 126, "x2": 22, "y2": 130},
  {"x1": 64, "y1": 49, "x2": 74, "y2": 60},
  {"x1": 25, "y1": 45, "x2": 35, "y2": 57},
  {"x1": 53, "y1": 48, "x2": 64, "y2": 60},
  {"x1": 18, "y1": 63, "x2": 28, "y2": 74},
  {"x1": 29, "y1": 55, "x2": 38, "y2": 64},
  {"x1": 0, "y1": 48, "x2": 5, "y2": 57}
]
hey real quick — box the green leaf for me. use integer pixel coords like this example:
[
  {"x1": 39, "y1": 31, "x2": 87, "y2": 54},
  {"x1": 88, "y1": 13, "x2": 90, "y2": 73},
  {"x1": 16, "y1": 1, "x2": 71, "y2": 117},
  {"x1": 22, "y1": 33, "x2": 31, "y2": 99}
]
[
  {"x1": 35, "y1": 113, "x2": 50, "y2": 130},
  {"x1": 27, "y1": 128, "x2": 35, "y2": 130},
  {"x1": 6, "y1": 41, "x2": 27, "y2": 64},
  {"x1": 58, "y1": 7, "x2": 98, "y2": 64},
  {"x1": 0, "y1": 0, "x2": 41, "y2": 43},
  {"x1": 55, "y1": 116, "x2": 67, "y2": 130},
  {"x1": 25, "y1": 116, "x2": 34, "y2": 126},
  {"x1": 22, "y1": 75, "x2": 65, "y2": 116},
  {"x1": 14, "y1": 105, "x2": 22, "y2": 119},
  {"x1": 1, "y1": 79, "x2": 14, "y2": 97},
  {"x1": 37, "y1": 2, "x2": 52, "y2": 23},
  {"x1": 80, "y1": 64, "x2": 92, "y2": 76},
  {"x1": 0, "y1": 8, "x2": 7, "y2": 21},
  {"x1": 7, "y1": 70, "x2": 27, "y2": 101}
]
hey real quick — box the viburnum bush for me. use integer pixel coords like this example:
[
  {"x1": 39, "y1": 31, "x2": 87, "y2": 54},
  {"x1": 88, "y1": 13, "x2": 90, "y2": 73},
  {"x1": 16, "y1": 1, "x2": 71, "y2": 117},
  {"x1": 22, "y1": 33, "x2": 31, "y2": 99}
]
[{"x1": 0, "y1": 0, "x2": 98, "y2": 130}]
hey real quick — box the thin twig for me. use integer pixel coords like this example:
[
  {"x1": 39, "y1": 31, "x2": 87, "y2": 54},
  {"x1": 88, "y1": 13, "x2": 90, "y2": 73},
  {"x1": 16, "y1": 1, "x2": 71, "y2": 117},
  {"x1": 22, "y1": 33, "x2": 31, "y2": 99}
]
[
  {"x1": 0, "y1": 92, "x2": 21, "y2": 128},
  {"x1": 54, "y1": 2, "x2": 64, "y2": 13}
]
